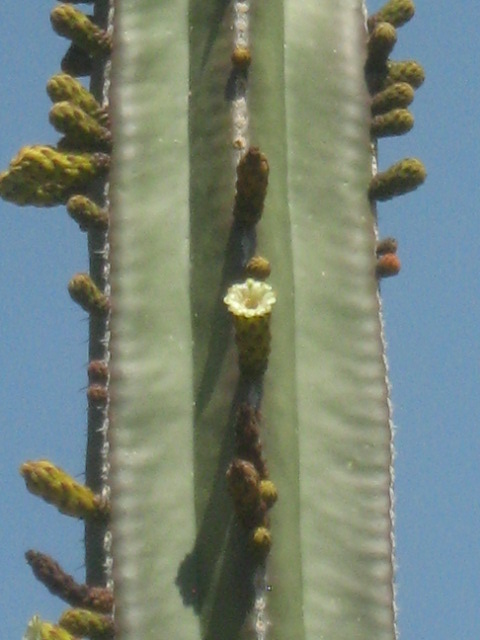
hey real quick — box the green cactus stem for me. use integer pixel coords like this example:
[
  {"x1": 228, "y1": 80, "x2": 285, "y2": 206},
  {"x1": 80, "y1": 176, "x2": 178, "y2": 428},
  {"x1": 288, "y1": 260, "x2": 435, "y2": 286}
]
[
  {"x1": 107, "y1": 1, "x2": 410, "y2": 639},
  {"x1": 1, "y1": 0, "x2": 429, "y2": 637}
]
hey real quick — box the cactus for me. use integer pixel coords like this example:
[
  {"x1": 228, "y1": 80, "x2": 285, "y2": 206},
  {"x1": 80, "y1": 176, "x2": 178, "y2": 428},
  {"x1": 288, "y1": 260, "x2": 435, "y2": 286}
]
[{"x1": 2, "y1": 1, "x2": 428, "y2": 639}]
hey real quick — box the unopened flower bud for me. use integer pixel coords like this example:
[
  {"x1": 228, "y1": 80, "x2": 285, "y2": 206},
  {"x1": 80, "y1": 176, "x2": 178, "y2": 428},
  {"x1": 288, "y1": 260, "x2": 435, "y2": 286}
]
[
  {"x1": 20, "y1": 460, "x2": 109, "y2": 520},
  {"x1": 233, "y1": 148, "x2": 269, "y2": 225},
  {"x1": 369, "y1": 158, "x2": 426, "y2": 201},
  {"x1": 376, "y1": 253, "x2": 401, "y2": 279},
  {"x1": 67, "y1": 195, "x2": 109, "y2": 231},
  {"x1": 51, "y1": 4, "x2": 112, "y2": 57},
  {"x1": 371, "y1": 108, "x2": 414, "y2": 138},
  {"x1": 370, "y1": 82, "x2": 414, "y2": 115},
  {"x1": 368, "y1": 0, "x2": 415, "y2": 32},
  {"x1": 68, "y1": 273, "x2": 109, "y2": 315}
]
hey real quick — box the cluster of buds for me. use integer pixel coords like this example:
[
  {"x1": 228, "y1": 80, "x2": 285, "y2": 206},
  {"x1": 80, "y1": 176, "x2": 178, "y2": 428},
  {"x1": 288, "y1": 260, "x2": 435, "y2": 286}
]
[
  {"x1": 366, "y1": 0, "x2": 424, "y2": 142},
  {"x1": 226, "y1": 405, "x2": 278, "y2": 558},
  {"x1": 226, "y1": 32, "x2": 278, "y2": 563},
  {"x1": 376, "y1": 237, "x2": 401, "y2": 279},
  {"x1": 0, "y1": 145, "x2": 109, "y2": 207},
  {"x1": 0, "y1": 7, "x2": 111, "y2": 217},
  {"x1": 365, "y1": 0, "x2": 426, "y2": 280},
  {"x1": 87, "y1": 359, "x2": 109, "y2": 407},
  {"x1": 0, "y1": 2, "x2": 114, "y2": 635}
]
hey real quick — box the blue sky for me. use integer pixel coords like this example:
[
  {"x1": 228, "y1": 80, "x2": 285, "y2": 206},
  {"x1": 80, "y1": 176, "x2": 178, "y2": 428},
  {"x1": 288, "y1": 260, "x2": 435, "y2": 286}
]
[{"x1": 1, "y1": 1, "x2": 478, "y2": 639}]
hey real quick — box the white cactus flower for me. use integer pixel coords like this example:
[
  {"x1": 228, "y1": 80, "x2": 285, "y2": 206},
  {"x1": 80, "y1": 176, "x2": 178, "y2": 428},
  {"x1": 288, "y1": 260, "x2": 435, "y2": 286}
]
[
  {"x1": 224, "y1": 278, "x2": 276, "y2": 317},
  {"x1": 23, "y1": 616, "x2": 43, "y2": 640}
]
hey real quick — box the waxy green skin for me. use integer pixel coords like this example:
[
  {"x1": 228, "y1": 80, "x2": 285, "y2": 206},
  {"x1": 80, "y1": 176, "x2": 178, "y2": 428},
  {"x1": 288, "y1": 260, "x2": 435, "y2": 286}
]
[
  {"x1": 107, "y1": 1, "x2": 424, "y2": 639},
  {"x1": 2, "y1": 0, "x2": 426, "y2": 639}
]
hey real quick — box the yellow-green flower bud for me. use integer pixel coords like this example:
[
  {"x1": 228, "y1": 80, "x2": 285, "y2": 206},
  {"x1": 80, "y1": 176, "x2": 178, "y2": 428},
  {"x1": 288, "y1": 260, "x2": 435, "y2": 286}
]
[
  {"x1": 231, "y1": 46, "x2": 252, "y2": 72},
  {"x1": 67, "y1": 195, "x2": 109, "y2": 231},
  {"x1": 233, "y1": 147, "x2": 269, "y2": 225},
  {"x1": 259, "y1": 480, "x2": 278, "y2": 509},
  {"x1": 51, "y1": 4, "x2": 112, "y2": 57},
  {"x1": 366, "y1": 22, "x2": 397, "y2": 70},
  {"x1": 385, "y1": 59, "x2": 425, "y2": 89},
  {"x1": 371, "y1": 82, "x2": 414, "y2": 115},
  {"x1": 59, "y1": 608, "x2": 114, "y2": 640},
  {"x1": 49, "y1": 101, "x2": 111, "y2": 151},
  {"x1": 20, "y1": 460, "x2": 109, "y2": 520},
  {"x1": 245, "y1": 255, "x2": 271, "y2": 280},
  {"x1": 371, "y1": 108, "x2": 414, "y2": 138},
  {"x1": 369, "y1": 158, "x2": 426, "y2": 201},
  {"x1": 68, "y1": 273, "x2": 110, "y2": 316},
  {"x1": 224, "y1": 279, "x2": 276, "y2": 376},
  {"x1": 250, "y1": 526, "x2": 272, "y2": 558},
  {"x1": 368, "y1": 0, "x2": 415, "y2": 31},
  {"x1": 47, "y1": 73, "x2": 109, "y2": 127},
  {"x1": 0, "y1": 172, "x2": 86, "y2": 207},
  {"x1": 23, "y1": 616, "x2": 76, "y2": 640},
  {"x1": 0, "y1": 145, "x2": 109, "y2": 197},
  {"x1": 61, "y1": 43, "x2": 93, "y2": 77}
]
